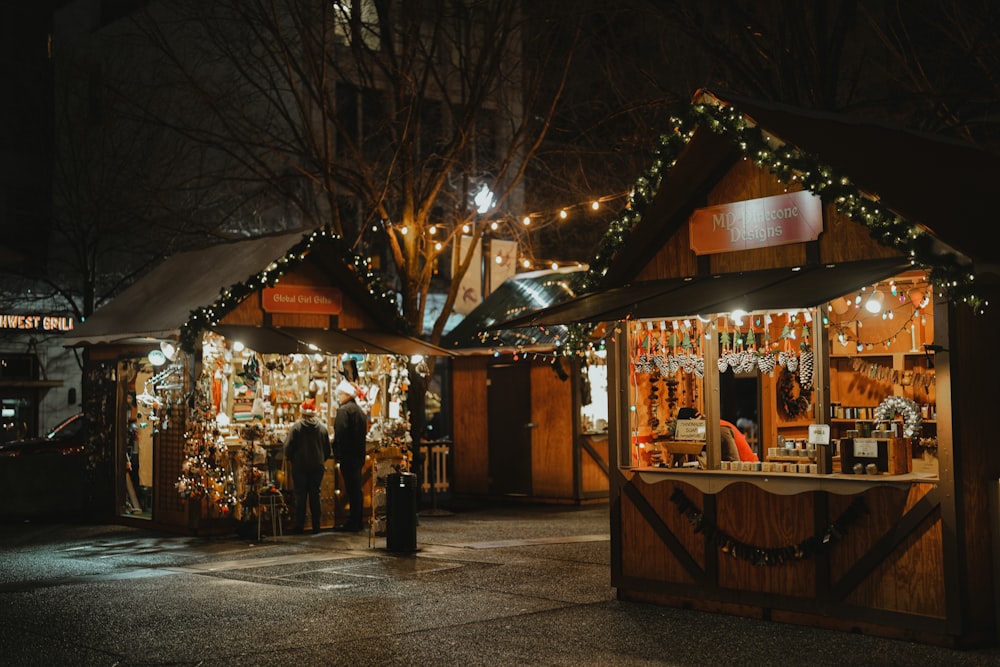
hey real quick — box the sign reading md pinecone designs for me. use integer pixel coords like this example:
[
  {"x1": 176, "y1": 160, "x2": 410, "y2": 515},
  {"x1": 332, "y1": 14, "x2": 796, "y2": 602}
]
[{"x1": 689, "y1": 190, "x2": 823, "y2": 255}]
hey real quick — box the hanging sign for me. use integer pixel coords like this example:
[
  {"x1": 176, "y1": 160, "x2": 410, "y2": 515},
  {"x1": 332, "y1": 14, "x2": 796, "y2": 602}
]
[
  {"x1": 453, "y1": 235, "x2": 482, "y2": 315},
  {"x1": 262, "y1": 286, "x2": 342, "y2": 315},
  {"x1": 689, "y1": 190, "x2": 823, "y2": 255},
  {"x1": 489, "y1": 239, "x2": 518, "y2": 293}
]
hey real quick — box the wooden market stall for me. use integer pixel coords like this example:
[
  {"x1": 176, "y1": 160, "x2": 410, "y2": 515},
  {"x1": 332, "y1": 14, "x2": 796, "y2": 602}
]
[
  {"x1": 501, "y1": 91, "x2": 1000, "y2": 647},
  {"x1": 442, "y1": 268, "x2": 610, "y2": 504},
  {"x1": 65, "y1": 229, "x2": 449, "y2": 536}
]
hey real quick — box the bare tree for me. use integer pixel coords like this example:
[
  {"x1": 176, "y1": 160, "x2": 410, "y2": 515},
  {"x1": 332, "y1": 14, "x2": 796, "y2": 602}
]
[
  {"x1": 93, "y1": 0, "x2": 581, "y2": 342},
  {"x1": 608, "y1": 0, "x2": 1000, "y2": 146}
]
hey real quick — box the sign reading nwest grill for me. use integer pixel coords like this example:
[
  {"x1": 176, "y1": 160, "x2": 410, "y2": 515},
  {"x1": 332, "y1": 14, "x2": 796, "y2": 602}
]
[
  {"x1": 262, "y1": 286, "x2": 343, "y2": 315},
  {"x1": 689, "y1": 190, "x2": 823, "y2": 255},
  {"x1": 0, "y1": 314, "x2": 75, "y2": 331}
]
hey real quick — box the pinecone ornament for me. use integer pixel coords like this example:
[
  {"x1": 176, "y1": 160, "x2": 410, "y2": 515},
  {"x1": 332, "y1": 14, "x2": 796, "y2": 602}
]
[
  {"x1": 785, "y1": 352, "x2": 799, "y2": 373},
  {"x1": 757, "y1": 352, "x2": 777, "y2": 375},
  {"x1": 799, "y1": 346, "x2": 814, "y2": 390},
  {"x1": 666, "y1": 354, "x2": 680, "y2": 374},
  {"x1": 653, "y1": 354, "x2": 668, "y2": 374},
  {"x1": 680, "y1": 353, "x2": 695, "y2": 374},
  {"x1": 635, "y1": 354, "x2": 653, "y2": 374}
]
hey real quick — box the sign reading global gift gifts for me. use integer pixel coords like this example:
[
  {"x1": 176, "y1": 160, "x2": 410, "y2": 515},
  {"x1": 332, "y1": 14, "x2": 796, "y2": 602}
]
[
  {"x1": 689, "y1": 190, "x2": 822, "y2": 255},
  {"x1": 262, "y1": 285, "x2": 342, "y2": 315}
]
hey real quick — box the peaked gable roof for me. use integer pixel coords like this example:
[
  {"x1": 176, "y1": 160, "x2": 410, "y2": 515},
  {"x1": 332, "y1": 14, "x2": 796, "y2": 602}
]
[
  {"x1": 589, "y1": 90, "x2": 997, "y2": 313},
  {"x1": 66, "y1": 228, "x2": 401, "y2": 347}
]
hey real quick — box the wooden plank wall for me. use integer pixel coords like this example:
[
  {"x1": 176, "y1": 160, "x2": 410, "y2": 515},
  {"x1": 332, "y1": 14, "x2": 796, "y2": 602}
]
[
  {"x1": 450, "y1": 356, "x2": 587, "y2": 501},
  {"x1": 451, "y1": 357, "x2": 490, "y2": 495},
  {"x1": 530, "y1": 362, "x2": 575, "y2": 499},
  {"x1": 617, "y1": 476, "x2": 949, "y2": 626},
  {"x1": 581, "y1": 434, "x2": 610, "y2": 496},
  {"x1": 949, "y1": 273, "x2": 1000, "y2": 643}
]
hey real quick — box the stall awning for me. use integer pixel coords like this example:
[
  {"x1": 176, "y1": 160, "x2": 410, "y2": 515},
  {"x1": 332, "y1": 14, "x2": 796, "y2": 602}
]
[
  {"x1": 209, "y1": 326, "x2": 307, "y2": 355},
  {"x1": 441, "y1": 267, "x2": 588, "y2": 353},
  {"x1": 491, "y1": 257, "x2": 912, "y2": 328},
  {"x1": 281, "y1": 328, "x2": 453, "y2": 357},
  {"x1": 211, "y1": 325, "x2": 452, "y2": 357}
]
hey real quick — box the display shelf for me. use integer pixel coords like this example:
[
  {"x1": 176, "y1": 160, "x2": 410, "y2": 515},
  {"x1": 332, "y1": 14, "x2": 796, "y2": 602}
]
[
  {"x1": 829, "y1": 418, "x2": 936, "y2": 424},
  {"x1": 766, "y1": 455, "x2": 816, "y2": 463}
]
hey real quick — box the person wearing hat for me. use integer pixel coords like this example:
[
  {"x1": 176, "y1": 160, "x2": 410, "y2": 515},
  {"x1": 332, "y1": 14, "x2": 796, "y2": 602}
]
[
  {"x1": 333, "y1": 380, "x2": 367, "y2": 532},
  {"x1": 284, "y1": 398, "x2": 331, "y2": 534}
]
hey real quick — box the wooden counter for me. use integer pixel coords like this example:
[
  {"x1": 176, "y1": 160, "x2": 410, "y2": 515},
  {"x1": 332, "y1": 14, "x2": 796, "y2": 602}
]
[{"x1": 628, "y1": 465, "x2": 937, "y2": 495}]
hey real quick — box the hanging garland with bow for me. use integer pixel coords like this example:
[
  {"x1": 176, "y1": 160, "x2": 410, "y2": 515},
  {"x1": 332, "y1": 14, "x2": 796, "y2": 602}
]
[{"x1": 670, "y1": 487, "x2": 868, "y2": 566}]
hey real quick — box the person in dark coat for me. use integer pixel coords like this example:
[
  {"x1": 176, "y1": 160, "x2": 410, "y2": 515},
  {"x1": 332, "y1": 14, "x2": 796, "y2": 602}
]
[
  {"x1": 333, "y1": 380, "x2": 367, "y2": 532},
  {"x1": 284, "y1": 399, "x2": 331, "y2": 533}
]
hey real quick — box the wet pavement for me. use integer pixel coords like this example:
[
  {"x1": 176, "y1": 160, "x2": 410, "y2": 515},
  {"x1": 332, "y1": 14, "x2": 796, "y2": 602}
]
[{"x1": 2, "y1": 503, "x2": 1000, "y2": 666}]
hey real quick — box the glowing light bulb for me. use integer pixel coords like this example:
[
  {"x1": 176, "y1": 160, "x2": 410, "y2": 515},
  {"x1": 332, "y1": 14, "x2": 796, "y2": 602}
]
[{"x1": 864, "y1": 289, "x2": 885, "y2": 314}]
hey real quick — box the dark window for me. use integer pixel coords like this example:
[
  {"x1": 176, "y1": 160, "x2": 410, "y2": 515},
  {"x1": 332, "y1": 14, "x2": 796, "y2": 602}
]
[
  {"x1": 0, "y1": 355, "x2": 37, "y2": 380},
  {"x1": 361, "y1": 87, "x2": 388, "y2": 162},
  {"x1": 336, "y1": 83, "x2": 360, "y2": 158}
]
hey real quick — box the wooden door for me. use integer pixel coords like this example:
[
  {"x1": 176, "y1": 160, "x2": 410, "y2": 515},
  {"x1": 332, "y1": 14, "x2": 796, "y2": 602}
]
[{"x1": 487, "y1": 363, "x2": 532, "y2": 496}]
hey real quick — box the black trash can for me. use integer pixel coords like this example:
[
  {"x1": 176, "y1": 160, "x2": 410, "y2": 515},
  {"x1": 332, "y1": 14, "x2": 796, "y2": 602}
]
[{"x1": 386, "y1": 472, "x2": 418, "y2": 552}]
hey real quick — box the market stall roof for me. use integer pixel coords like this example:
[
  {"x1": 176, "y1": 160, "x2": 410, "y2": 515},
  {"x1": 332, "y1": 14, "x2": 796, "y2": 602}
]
[
  {"x1": 64, "y1": 231, "x2": 312, "y2": 345},
  {"x1": 63, "y1": 229, "x2": 416, "y2": 349},
  {"x1": 603, "y1": 90, "x2": 1000, "y2": 287},
  {"x1": 491, "y1": 257, "x2": 910, "y2": 328},
  {"x1": 441, "y1": 267, "x2": 588, "y2": 354},
  {"x1": 704, "y1": 91, "x2": 994, "y2": 269}
]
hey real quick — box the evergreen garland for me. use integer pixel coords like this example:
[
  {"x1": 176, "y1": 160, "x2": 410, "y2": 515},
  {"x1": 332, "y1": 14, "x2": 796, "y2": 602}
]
[
  {"x1": 670, "y1": 487, "x2": 868, "y2": 566},
  {"x1": 579, "y1": 99, "x2": 986, "y2": 327},
  {"x1": 178, "y1": 227, "x2": 400, "y2": 352}
]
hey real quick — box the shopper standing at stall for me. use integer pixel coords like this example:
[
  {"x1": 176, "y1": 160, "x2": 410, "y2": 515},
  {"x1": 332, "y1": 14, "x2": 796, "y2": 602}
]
[
  {"x1": 284, "y1": 399, "x2": 331, "y2": 534},
  {"x1": 333, "y1": 380, "x2": 367, "y2": 532}
]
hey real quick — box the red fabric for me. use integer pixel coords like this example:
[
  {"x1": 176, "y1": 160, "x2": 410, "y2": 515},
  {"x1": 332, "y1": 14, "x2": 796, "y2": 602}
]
[{"x1": 722, "y1": 419, "x2": 758, "y2": 462}]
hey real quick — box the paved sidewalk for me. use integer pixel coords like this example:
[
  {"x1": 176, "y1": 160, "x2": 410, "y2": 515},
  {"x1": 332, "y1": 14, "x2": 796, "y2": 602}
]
[{"x1": 1, "y1": 503, "x2": 999, "y2": 666}]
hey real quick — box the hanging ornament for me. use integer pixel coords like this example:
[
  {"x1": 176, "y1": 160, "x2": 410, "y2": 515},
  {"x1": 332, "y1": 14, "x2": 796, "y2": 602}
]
[
  {"x1": 718, "y1": 329, "x2": 732, "y2": 372},
  {"x1": 758, "y1": 350, "x2": 777, "y2": 375},
  {"x1": 798, "y1": 344, "x2": 814, "y2": 390}
]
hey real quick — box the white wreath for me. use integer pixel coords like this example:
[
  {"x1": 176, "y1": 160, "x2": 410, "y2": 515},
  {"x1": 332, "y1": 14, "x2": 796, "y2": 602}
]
[{"x1": 874, "y1": 396, "x2": 923, "y2": 438}]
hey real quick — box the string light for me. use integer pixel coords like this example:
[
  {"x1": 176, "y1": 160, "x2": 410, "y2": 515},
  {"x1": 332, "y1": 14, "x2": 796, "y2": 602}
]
[
  {"x1": 579, "y1": 98, "x2": 986, "y2": 314},
  {"x1": 178, "y1": 228, "x2": 400, "y2": 352}
]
